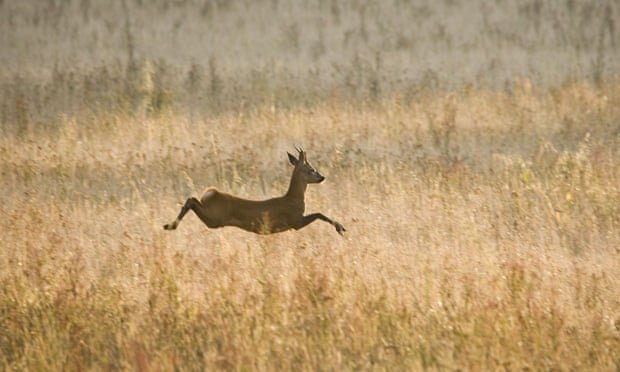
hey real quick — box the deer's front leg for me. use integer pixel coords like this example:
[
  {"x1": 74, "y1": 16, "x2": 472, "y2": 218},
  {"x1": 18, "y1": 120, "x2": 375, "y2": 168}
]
[{"x1": 295, "y1": 213, "x2": 346, "y2": 236}]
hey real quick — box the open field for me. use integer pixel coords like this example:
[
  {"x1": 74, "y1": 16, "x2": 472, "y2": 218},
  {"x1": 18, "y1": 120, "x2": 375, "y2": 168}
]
[
  {"x1": 1, "y1": 80, "x2": 619, "y2": 370},
  {"x1": 2, "y1": 0, "x2": 620, "y2": 122},
  {"x1": 1, "y1": 0, "x2": 620, "y2": 370}
]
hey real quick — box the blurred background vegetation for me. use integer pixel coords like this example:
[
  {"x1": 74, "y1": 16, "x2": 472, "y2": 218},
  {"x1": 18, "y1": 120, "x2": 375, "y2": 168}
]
[{"x1": 1, "y1": 0, "x2": 618, "y2": 128}]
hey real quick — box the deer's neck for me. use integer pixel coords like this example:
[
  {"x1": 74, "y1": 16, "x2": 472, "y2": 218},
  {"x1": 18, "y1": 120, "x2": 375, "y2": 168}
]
[{"x1": 285, "y1": 170, "x2": 307, "y2": 201}]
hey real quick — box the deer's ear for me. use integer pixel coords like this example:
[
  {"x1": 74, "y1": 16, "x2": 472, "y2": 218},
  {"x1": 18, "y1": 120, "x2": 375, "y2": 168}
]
[{"x1": 288, "y1": 152, "x2": 299, "y2": 166}]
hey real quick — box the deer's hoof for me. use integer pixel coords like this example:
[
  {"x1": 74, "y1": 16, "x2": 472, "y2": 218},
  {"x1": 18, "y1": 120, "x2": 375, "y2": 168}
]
[{"x1": 335, "y1": 223, "x2": 346, "y2": 236}]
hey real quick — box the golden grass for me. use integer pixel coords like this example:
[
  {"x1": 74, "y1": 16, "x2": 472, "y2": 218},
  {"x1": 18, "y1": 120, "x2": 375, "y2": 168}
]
[{"x1": 1, "y1": 80, "x2": 619, "y2": 370}]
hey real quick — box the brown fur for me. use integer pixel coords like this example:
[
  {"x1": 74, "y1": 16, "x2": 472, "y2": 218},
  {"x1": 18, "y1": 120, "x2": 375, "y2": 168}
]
[{"x1": 163, "y1": 149, "x2": 345, "y2": 236}]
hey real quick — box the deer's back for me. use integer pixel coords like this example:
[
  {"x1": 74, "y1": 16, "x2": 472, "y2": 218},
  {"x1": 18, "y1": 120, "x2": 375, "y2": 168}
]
[{"x1": 201, "y1": 188, "x2": 305, "y2": 233}]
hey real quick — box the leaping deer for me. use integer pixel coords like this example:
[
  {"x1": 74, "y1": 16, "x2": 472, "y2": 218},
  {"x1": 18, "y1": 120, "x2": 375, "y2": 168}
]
[{"x1": 163, "y1": 148, "x2": 346, "y2": 236}]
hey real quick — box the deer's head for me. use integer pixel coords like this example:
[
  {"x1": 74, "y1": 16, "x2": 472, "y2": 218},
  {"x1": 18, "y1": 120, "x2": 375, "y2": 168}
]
[{"x1": 288, "y1": 148, "x2": 325, "y2": 184}]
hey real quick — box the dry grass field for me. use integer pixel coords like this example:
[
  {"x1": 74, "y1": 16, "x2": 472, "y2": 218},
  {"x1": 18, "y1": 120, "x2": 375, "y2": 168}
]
[
  {"x1": 1, "y1": 81, "x2": 619, "y2": 370},
  {"x1": 1, "y1": 0, "x2": 620, "y2": 370}
]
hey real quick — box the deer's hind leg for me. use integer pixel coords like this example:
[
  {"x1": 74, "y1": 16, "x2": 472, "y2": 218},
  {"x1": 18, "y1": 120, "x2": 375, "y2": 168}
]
[{"x1": 164, "y1": 197, "x2": 206, "y2": 230}]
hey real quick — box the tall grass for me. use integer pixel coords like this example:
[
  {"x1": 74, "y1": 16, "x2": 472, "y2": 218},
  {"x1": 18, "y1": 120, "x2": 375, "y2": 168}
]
[
  {"x1": 1, "y1": 79, "x2": 618, "y2": 370},
  {"x1": 1, "y1": 0, "x2": 619, "y2": 370}
]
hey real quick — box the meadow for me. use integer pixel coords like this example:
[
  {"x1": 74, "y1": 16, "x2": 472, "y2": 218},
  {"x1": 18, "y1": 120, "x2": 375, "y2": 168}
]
[{"x1": 1, "y1": 0, "x2": 619, "y2": 370}]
